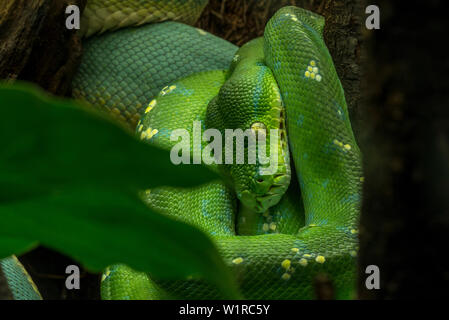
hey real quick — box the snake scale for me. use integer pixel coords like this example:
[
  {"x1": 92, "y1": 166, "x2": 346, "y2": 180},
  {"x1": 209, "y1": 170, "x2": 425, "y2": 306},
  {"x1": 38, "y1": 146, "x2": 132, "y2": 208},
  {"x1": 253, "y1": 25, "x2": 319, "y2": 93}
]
[{"x1": 0, "y1": 0, "x2": 362, "y2": 300}]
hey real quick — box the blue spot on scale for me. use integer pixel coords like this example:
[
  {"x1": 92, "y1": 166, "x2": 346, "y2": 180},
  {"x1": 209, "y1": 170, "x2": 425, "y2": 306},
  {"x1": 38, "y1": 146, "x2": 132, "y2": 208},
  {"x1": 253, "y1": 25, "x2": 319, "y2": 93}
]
[
  {"x1": 157, "y1": 128, "x2": 171, "y2": 138},
  {"x1": 333, "y1": 100, "x2": 347, "y2": 120},
  {"x1": 176, "y1": 84, "x2": 194, "y2": 96},
  {"x1": 293, "y1": 239, "x2": 306, "y2": 250},
  {"x1": 201, "y1": 199, "x2": 211, "y2": 218},
  {"x1": 341, "y1": 193, "x2": 361, "y2": 204},
  {"x1": 274, "y1": 61, "x2": 281, "y2": 71},
  {"x1": 297, "y1": 114, "x2": 304, "y2": 127},
  {"x1": 335, "y1": 226, "x2": 358, "y2": 237},
  {"x1": 298, "y1": 174, "x2": 305, "y2": 189},
  {"x1": 252, "y1": 68, "x2": 267, "y2": 112},
  {"x1": 323, "y1": 141, "x2": 338, "y2": 154}
]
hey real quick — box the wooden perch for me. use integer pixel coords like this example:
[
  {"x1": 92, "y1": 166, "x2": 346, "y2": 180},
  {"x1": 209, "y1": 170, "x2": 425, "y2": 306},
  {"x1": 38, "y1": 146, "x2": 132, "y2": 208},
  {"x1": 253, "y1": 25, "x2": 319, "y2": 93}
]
[{"x1": 0, "y1": 0, "x2": 87, "y2": 96}]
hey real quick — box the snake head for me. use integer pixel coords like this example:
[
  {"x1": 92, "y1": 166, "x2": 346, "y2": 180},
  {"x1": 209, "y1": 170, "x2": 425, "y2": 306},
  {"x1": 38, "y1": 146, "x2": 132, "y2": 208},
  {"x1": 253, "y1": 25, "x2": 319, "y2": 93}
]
[
  {"x1": 238, "y1": 117, "x2": 291, "y2": 213},
  {"x1": 206, "y1": 38, "x2": 291, "y2": 213}
]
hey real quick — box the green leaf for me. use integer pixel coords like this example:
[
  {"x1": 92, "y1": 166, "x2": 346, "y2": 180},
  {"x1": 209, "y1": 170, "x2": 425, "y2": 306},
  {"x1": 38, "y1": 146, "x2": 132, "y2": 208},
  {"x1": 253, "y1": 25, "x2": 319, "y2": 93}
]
[
  {"x1": 0, "y1": 82, "x2": 215, "y2": 202},
  {"x1": 0, "y1": 83, "x2": 240, "y2": 299},
  {"x1": 0, "y1": 237, "x2": 36, "y2": 259}
]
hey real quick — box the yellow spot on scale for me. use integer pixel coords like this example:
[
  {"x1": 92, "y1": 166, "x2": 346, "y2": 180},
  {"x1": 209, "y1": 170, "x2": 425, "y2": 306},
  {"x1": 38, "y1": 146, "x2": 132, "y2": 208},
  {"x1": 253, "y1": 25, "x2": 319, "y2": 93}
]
[
  {"x1": 262, "y1": 223, "x2": 269, "y2": 232},
  {"x1": 313, "y1": 67, "x2": 319, "y2": 73},
  {"x1": 316, "y1": 74, "x2": 322, "y2": 82},
  {"x1": 316, "y1": 255, "x2": 326, "y2": 264},
  {"x1": 308, "y1": 66, "x2": 313, "y2": 72},
  {"x1": 269, "y1": 222, "x2": 277, "y2": 231},
  {"x1": 305, "y1": 71, "x2": 311, "y2": 78},
  {"x1": 101, "y1": 268, "x2": 111, "y2": 282},
  {"x1": 145, "y1": 189, "x2": 151, "y2": 196},
  {"x1": 251, "y1": 122, "x2": 266, "y2": 133},
  {"x1": 140, "y1": 131, "x2": 147, "y2": 140},
  {"x1": 145, "y1": 128, "x2": 159, "y2": 139},
  {"x1": 303, "y1": 254, "x2": 312, "y2": 258},
  {"x1": 281, "y1": 259, "x2": 291, "y2": 270},
  {"x1": 232, "y1": 257, "x2": 243, "y2": 264},
  {"x1": 344, "y1": 144, "x2": 352, "y2": 151},
  {"x1": 138, "y1": 124, "x2": 143, "y2": 132},
  {"x1": 310, "y1": 60, "x2": 316, "y2": 66},
  {"x1": 145, "y1": 99, "x2": 157, "y2": 113},
  {"x1": 360, "y1": 177, "x2": 365, "y2": 182},
  {"x1": 285, "y1": 13, "x2": 298, "y2": 22},
  {"x1": 299, "y1": 258, "x2": 308, "y2": 267},
  {"x1": 310, "y1": 72, "x2": 316, "y2": 79},
  {"x1": 291, "y1": 248, "x2": 299, "y2": 253},
  {"x1": 309, "y1": 224, "x2": 317, "y2": 227},
  {"x1": 350, "y1": 250, "x2": 357, "y2": 257},
  {"x1": 350, "y1": 229, "x2": 358, "y2": 234},
  {"x1": 333, "y1": 139, "x2": 343, "y2": 147},
  {"x1": 281, "y1": 273, "x2": 291, "y2": 280},
  {"x1": 160, "y1": 85, "x2": 175, "y2": 95},
  {"x1": 196, "y1": 28, "x2": 207, "y2": 35}
]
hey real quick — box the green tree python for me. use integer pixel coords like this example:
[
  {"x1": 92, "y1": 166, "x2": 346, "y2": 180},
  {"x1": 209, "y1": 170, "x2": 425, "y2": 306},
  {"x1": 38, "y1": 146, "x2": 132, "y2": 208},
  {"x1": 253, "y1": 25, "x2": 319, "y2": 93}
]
[{"x1": 0, "y1": 0, "x2": 362, "y2": 300}]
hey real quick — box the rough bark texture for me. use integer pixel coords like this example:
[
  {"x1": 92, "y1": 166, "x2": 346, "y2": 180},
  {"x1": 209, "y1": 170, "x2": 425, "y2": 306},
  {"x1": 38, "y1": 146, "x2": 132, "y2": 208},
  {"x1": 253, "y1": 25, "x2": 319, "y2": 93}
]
[
  {"x1": 0, "y1": 0, "x2": 87, "y2": 95},
  {"x1": 196, "y1": 0, "x2": 364, "y2": 117}
]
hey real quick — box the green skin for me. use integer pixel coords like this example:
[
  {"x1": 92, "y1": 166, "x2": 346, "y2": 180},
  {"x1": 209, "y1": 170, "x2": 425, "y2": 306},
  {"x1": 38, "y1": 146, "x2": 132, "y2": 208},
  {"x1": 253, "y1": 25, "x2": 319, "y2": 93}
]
[
  {"x1": 1, "y1": 2, "x2": 362, "y2": 300},
  {"x1": 103, "y1": 6, "x2": 362, "y2": 299}
]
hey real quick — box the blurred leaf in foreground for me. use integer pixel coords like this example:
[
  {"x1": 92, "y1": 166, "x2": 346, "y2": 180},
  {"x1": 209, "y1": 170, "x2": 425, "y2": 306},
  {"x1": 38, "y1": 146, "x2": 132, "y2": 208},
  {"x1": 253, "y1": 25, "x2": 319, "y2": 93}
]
[{"x1": 0, "y1": 82, "x2": 239, "y2": 299}]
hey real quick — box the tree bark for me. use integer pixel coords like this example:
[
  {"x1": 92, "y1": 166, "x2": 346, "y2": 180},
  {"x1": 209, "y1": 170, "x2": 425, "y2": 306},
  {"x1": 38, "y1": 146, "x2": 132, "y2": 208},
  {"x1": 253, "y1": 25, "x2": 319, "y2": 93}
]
[
  {"x1": 196, "y1": 0, "x2": 365, "y2": 116},
  {"x1": 0, "y1": 0, "x2": 87, "y2": 95}
]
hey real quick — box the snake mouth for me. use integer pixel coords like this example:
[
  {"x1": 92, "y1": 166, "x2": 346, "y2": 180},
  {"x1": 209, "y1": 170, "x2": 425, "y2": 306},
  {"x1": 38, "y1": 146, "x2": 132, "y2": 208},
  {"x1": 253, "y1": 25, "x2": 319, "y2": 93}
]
[
  {"x1": 255, "y1": 176, "x2": 290, "y2": 212},
  {"x1": 240, "y1": 173, "x2": 290, "y2": 213}
]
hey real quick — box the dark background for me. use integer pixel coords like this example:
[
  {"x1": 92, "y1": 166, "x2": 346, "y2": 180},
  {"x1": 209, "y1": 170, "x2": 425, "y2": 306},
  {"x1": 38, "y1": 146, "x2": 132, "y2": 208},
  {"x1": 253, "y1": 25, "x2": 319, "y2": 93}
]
[
  {"x1": 357, "y1": 0, "x2": 449, "y2": 299},
  {"x1": 1, "y1": 0, "x2": 448, "y2": 299}
]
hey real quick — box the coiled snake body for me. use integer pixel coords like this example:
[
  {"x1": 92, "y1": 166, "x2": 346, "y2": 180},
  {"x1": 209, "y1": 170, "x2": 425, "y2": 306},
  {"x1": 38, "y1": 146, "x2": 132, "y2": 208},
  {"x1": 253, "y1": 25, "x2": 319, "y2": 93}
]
[{"x1": 1, "y1": 0, "x2": 362, "y2": 300}]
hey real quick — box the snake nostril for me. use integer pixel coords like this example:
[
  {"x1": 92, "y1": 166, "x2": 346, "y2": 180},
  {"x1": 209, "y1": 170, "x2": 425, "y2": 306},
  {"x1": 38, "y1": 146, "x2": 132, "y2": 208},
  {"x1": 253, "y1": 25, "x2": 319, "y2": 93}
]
[{"x1": 257, "y1": 178, "x2": 264, "y2": 183}]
